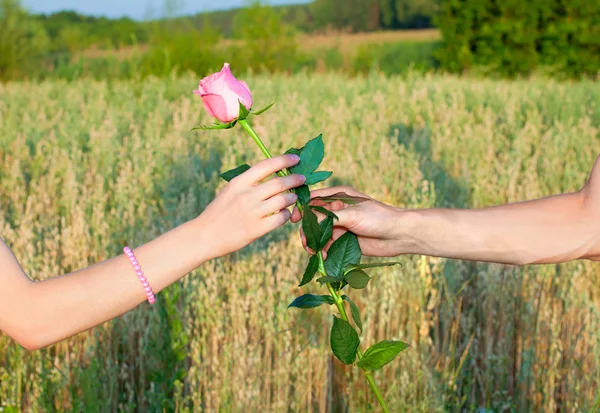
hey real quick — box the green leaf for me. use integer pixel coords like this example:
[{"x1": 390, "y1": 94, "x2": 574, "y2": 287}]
[
  {"x1": 304, "y1": 171, "x2": 333, "y2": 185},
  {"x1": 330, "y1": 316, "x2": 360, "y2": 365},
  {"x1": 342, "y1": 295, "x2": 363, "y2": 333},
  {"x1": 310, "y1": 205, "x2": 339, "y2": 220},
  {"x1": 302, "y1": 207, "x2": 323, "y2": 252},
  {"x1": 312, "y1": 192, "x2": 370, "y2": 205},
  {"x1": 284, "y1": 147, "x2": 301, "y2": 156},
  {"x1": 298, "y1": 255, "x2": 319, "y2": 287},
  {"x1": 238, "y1": 100, "x2": 250, "y2": 120},
  {"x1": 319, "y1": 217, "x2": 334, "y2": 250},
  {"x1": 316, "y1": 276, "x2": 342, "y2": 284},
  {"x1": 219, "y1": 164, "x2": 251, "y2": 182},
  {"x1": 344, "y1": 262, "x2": 402, "y2": 274},
  {"x1": 295, "y1": 185, "x2": 310, "y2": 205},
  {"x1": 251, "y1": 101, "x2": 276, "y2": 116},
  {"x1": 357, "y1": 340, "x2": 409, "y2": 371},
  {"x1": 290, "y1": 135, "x2": 324, "y2": 176},
  {"x1": 324, "y1": 232, "x2": 362, "y2": 278},
  {"x1": 288, "y1": 294, "x2": 335, "y2": 309},
  {"x1": 191, "y1": 120, "x2": 237, "y2": 131},
  {"x1": 344, "y1": 269, "x2": 371, "y2": 289}
]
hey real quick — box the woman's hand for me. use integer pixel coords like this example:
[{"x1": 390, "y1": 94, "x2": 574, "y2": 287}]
[
  {"x1": 291, "y1": 186, "x2": 407, "y2": 258},
  {"x1": 0, "y1": 154, "x2": 305, "y2": 350},
  {"x1": 199, "y1": 154, "x2": 306, "y2": 259}
]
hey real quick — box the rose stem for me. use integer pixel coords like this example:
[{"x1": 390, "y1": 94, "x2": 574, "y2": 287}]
[
  {"x1": 239, "y1": 117, "x2": 388, "y2": 412},
  {"x1": 317, "y1": 252, "x2": 390, "y2": 413},
  {"x1": 238, "y1": 118, "x2": 304, "y2": 213}
]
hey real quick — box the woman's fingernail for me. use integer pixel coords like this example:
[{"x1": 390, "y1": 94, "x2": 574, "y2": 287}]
[
  {"x1": 299, "y1": 174, "x2": 306, "y2": 182},
  {"x1": 288, "y1": 154, "x2": 300, "y2": 162}
]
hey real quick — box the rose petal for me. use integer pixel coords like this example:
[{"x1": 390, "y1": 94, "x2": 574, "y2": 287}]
[
  {"x1": 218, "y1": 65, "x2": 253, "y2": 109},
  {"x1": 231, "y1": 80, "x2": 253, "y2": 109},
  {"x1": 239, "y1": 80, "x2": 251, "y2": 94},
  {"x1": 199, "y1": 63, "x2": 228, "y2": 91},
  {"x1": 196, "y1": 63, "x2": 253, "y2": 121},
  {"x1": 201, "y1": 93, "x2": 232, "y2": 123}
]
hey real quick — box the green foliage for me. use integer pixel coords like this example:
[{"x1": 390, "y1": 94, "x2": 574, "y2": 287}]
[
  {"x1": 290, "y1": 135, "x2": 325, "y2": 176},
  {"x1": 309, "y1": 205, "x2": 339, "y2": 220},
  {"x1": 317, "y1": 276, "x2": 343, "y2": 285},
  {"x1": 188, "y1": 3, "x2": 313, "y2": 36},
  {"x1": 312, "y1": 192, "x2": 370, "y2": 205},
  {"x1": 436, "y1": 0, "x2": 600, "y2": 78},
  {"x1": 311, "y1": 0, "x2": 379, "y2": 32},
  {"x1": 304, "y1": 170, "x2": 333, "y2": 185},
  {"x1": 311, "y1": 0, "x2": 437, "y2": 32},
  {"x1": 238, "y1": 100, "x2": 250, "y2": 120},
  {"x1": 288, "y1": 294, "x2": 335, "y2": 308},
  {"x1": 0, "y1": 0, "x2": 49, "y2": 81},
  {"x1": 37, "y1": 11, "x2": 148, "y2": 52},
  {"x1": 139, "y1": 17, "x2": 223, "y2": 78},
  {"x1": 319, "y1": 217, "x2": 334, "y2": 250},
  {"x1": 345, "y1": 262, "x2": 402, "y2": 271},
  {"x1": 295, "y1": 185, "x2": 311, "y2": 205},
  {"x1": 219, "y1": 164, "x2": 251, "y2": 182},
  {"x1": 344, "y1": 269, "x2": 371, "y2": 289},
  {"x1": 298, "y1": 255, "x2": 319, "y2": 286},
  {"x1": 381, "y1": 0, "x2": 439, "y2": 29},
  {"x1": 192, "y1": 119, "x2": 238, "y2": 131},
  {"x1": 324, "y1": 232, "x2": 362, "y2": 279},
  {"x1": 342, "y1": 295, "x2": 363, "y2": 332},
  {"x1": 312, "y1": 47, "x2": 345, "y2": 72},
  {"x1": 330, "y1": 316, "x2": 360, "y2": 365},
  {"x1": 229, "y1": 1, "x2": 299, "y2": 73},
  {"x1": 301, "y1": 206, "x2": 323, "y2": 252},
  {"x1": 357, "y1": 340, "x2": 409, "y2": 370},
  {"x1": 251, "y1": 101, "x2": 275, "y2": 116},
  {"x1": 353, "y1": 40, "x2": 441, "y2": 75}
]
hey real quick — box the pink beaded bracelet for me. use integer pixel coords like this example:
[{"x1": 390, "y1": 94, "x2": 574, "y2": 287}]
[{"x1": 124, "y1": 246, "x2": 156, "y2": 305}]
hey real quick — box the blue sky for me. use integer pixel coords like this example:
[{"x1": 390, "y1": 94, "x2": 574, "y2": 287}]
[{"x1": 24, "y1": 0, "x2": 309, "y2": 20}]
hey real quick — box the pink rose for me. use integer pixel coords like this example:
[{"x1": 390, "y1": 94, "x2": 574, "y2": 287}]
[{"x1": 194, "y1": 63, "x2": 253, "y2": 123}]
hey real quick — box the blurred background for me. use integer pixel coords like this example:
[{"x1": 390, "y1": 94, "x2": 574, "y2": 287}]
[
  {"x1": 1, "y1": 1, "x2": 600, "y2": 412},
  {"x1": 1, "y1": 0, "x2": 597, "y2": 82}
]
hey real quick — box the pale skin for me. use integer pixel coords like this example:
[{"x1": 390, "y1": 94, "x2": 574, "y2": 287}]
[
  {"x1": 292, "y1": 155, "x2": 600, "y2": 265},
  {"x1": 0, "y1": 154, "x2": 306, "y2": 351}
]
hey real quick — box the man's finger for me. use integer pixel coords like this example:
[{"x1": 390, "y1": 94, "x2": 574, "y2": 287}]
[
  {"x1": 291, "y1": 206, "x2": 302, "y2": 223},
  {"x1": 309, "y1": 185, "x2": 367, "y2": 200}
]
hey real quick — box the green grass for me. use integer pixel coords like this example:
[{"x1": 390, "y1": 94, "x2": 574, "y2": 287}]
[
  {"x1": 0, "y1": 72, "x2": 599, "y2": 412},
  {"x1": 353, "y1": 40, "x2": 441, "y2": 75}
]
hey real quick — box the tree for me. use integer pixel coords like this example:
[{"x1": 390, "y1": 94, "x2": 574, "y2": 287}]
[
  {"x1": 310, "y1": 0, "x2": 437, "y2": 32},
  {"x1": 0, "y1": 0, "x2": 49, "y2": 80},
  {"x1": 231, "y1": 1, "x2": 299, "y2": 72}
]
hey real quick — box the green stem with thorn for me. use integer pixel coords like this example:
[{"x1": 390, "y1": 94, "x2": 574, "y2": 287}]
[
  {"x1": 238, "y1": 118, "x2": 304, "y2": 213},
  {"x1": 317, "y1": 252, "x2": 390, "y2": 413},
  {"x1": 238, "y1": 116, "x2": 387, "y2": 412}
]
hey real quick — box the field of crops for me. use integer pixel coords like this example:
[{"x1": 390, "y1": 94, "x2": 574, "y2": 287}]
[{"x1": 0, "y1": 72, "x2": 599, "y2": 412}]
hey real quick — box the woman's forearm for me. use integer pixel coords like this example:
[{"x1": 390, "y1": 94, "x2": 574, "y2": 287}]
[
  {"x1": 5, "y1": 216, "x2": 214, "y2": 350},
  {"x1": 399, "y1": 190, "x2": 599, "y2": 265},
  {"x1": 0, "y1": 154, "x2": 304, "y2": 351}
]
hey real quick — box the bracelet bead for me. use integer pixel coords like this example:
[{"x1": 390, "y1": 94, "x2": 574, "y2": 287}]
[{"x1": 123, "y1": 246, "x2": 156, "y2": 305}]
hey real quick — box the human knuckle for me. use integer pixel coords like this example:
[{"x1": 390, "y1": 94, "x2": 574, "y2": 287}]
[{"x1": 275, "y1": 178, "x2": 289, "y2": 191}]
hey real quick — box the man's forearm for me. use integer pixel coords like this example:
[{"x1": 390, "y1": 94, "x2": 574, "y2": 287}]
[{"x1": 399, "y1": 191, "x2": 599, "y2": 265}]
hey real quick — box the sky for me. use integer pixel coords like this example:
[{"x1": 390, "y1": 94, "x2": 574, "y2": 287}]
[{"x1": 24, "y1": 0, "x2": 309, "y2": 20}]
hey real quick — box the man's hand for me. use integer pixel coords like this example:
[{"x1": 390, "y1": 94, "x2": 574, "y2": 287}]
[{"x1": 291, "y1": 186, "x2": 409, "y2": 258}]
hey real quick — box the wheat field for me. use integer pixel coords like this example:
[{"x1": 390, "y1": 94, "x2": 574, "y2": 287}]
[{"x1": 0, "y1": 72, "x2": 599, "y2": 412}]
